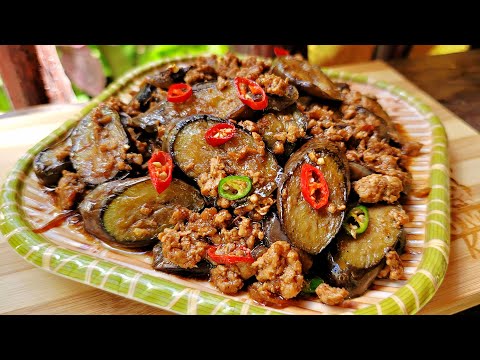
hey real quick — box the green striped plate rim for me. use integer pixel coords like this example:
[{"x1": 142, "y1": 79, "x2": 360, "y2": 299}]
[{"x1": 0, "y1": 57, "x2": 450, "y2": 315}]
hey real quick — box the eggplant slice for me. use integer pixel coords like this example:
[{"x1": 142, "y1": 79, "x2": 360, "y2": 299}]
[
  {"x1": 166, "y1": 114, "x2": 281, "y2": 198},
  {"x1": 79, "y1": 176, "x2": 205, "y2": 248},
  {"x1": 277, "y1": 138, "x2": 350, "y2": 254},
  {"x1": 130, "y1": 80, "x2": 252, "y2": 133},
  {"x1": 323, "y1": 204, "x2": 406, "y2": 298},
  {"x1": 272, "y1": 55, "x2": 342, "y2": 101},
  {"x1": 70, "y1": 105, "x2": 129, "y2": 185},
  {"x1": 265, "y1": 83, "x2": 299, "y2": 112},
  {"x1": 145, "y1": 63, "x2": 192, "y2": 89},
  {"x1": 262, "y1": 211, "x2": 314, "y2": 273},
  {"x1": 257, "y1": 106, "x2": 308, "y2": 158},
  {"x1": 33, "y1": 135, "x2": 72, "y2": 188},
  {"x1": 342, "y1": 91, "x2": 401, "y2": 144},
  {"x1": 128, "y1": 82, "x2": 157, "y2": 112}
]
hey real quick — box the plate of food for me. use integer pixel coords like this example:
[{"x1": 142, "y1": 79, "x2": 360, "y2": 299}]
[{"x1": 0, "y1": 52, "x2": 450, "y2": 314}]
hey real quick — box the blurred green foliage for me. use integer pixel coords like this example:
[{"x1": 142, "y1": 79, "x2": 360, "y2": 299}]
[
  {"x1": 0, "y1": 45, "x2": 230, "y2": 113},
  {"x1": 0, "y1": 79, "x2": 10, "y2": 113},
  {"x1": 72, "y1": 45, "x2": 230, "y2": 101}
]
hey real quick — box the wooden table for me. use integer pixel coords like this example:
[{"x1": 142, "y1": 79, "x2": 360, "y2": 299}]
[{"x1": 1, "y1": 56, "x2": 480, "y2": 315}]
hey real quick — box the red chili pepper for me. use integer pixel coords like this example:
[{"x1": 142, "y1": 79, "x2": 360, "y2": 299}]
[
  {"x1": 234, "y1": 77, "x2": 268, "y2": 110},
  {"x1": 207, "y1": 245, "x2": 255, "y2": 265},
  {"x1": 301, "y1": 163, "x2": 329, "y2": 210},
  {"x1": 167, "y1": 83, "x2": 192, "y2": 103},
  {"x1": 205, "y1": 123, "x2": 236, "y2": 147},
  {"x1": 274, "y1": 47, "x2": 290, "y2": 57},
  {"x1": 148, "y1": 151, "x2": 173, "y2": 194}
]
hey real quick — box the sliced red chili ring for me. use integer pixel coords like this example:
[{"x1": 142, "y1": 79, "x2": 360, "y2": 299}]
[
  {"x1": 274, "y1": 47, "x2": 290, "y2": 57},
  {"x1": 207, "y1": 245, "x2": 255, "y2": 265},
  {"x1": 167, "y1": 83, "x2": 192, "y2": 103},
  {"x1": 205, "y1": 123, "x2": 236, "y2": 147},
  {"x1": 234, "y1": 77, "x2": 268, "y2": 110},
  {"x1": 300, "y1": 163, "x2": 329, "y2": 210},
  {"x1": 148, "y1": 151, "x2": 173, "y2": 194}
]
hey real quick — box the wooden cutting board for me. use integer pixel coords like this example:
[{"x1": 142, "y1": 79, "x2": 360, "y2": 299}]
[{"x1": 0, "y1": 60, "x2": 479, "y2": 315}]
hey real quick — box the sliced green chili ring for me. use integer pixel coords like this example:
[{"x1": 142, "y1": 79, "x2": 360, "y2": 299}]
[
  {"x1": 343, "y1": 205, "x2": 369, "y2": 238},
  {"x1": 301, "y1": 277, "x2": 324, "y2": 294},
  {"x1": 218, "y1": 175, "x2": 252, "y2": 200}
]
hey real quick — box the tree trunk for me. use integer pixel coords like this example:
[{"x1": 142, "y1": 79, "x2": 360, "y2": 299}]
[{"x1": 0, "y1": 45, "x2": 75, "y2": 110}]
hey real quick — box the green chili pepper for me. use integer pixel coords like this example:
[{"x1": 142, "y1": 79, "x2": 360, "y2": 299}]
[
  {"x1": 301, "y1": 277, "x2": 324, "y2": 294},
  {"x1": 343, "y1": 205, "x2": 369, "y2": 238},
  {"x1": 218, "y1": 175, "x2": 252, "y2": 200}
]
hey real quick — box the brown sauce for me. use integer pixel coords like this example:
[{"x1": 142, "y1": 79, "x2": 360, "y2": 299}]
[{"x1": 33, "y1": 210, "x2": 79, "y2": 233}]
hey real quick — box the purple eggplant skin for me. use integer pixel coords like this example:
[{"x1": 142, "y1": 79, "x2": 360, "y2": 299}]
[
  {"x1": 265, "y1": 83, "x2": 299, "y2": 112},
  {"x1": 78, "y1": 176, "x2": 205, "y2": 249},
  {"x1": 145, "y1": 63, "x2": 192, "y2": 89},
  {"x1": 152, "y1": 242, "x2": 211, "y2": 278},
  {"x1": 127, "y1": 64, "x2": 193, "y2": 114},
  {"x1": 130, "y1": 83, "x2": 156, "y2": 112},
  {"x1": 79, "y1": 177, "x2": 149, "y2": 248},
  {"x1": 277, "y1": 138, "x2": 350, "y2": 255},
  {"x1": 70, "y1": 105, "x2": 129, "y2": 185},
  {"x1": 33, "y1": 135, "x2": 73, "y2": 188},
  {"x1": 257, "y1": 105, "x2": 308, "y2": 159},
  {"x1": 129, "y1": 80, "x2": 253, "y2": 134},
  {"x1": 271, "y1": 55, "x2": 342, "y2": 101},
  {"x1": 322, "y1": 204, "x2": 407, "y2": 298},
  {"x1": 323, "y1": 230, "x2": 407, "y2": 299},
  {"x1": 323, "y1": 251, "x2": 385, "y2": 299},
  {"x1": 165, "y1": 114, "x2": 282, "y2": 198}
]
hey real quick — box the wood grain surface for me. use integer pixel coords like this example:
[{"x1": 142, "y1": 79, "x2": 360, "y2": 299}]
[
  {"x1": 389, "y1": 49, "x2": 480, "y2": 132},
  {"x1": 1, "y1": 60, "x2": 479, "y2": 315}
]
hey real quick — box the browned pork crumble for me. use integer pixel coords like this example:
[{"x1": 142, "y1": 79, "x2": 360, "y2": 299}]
[
  {"x1": 315, "y1": 283, "x2": 349, "y2": 306},
  {"x1": 378, "y1": 250, "x2": 405, "y2": 280}
]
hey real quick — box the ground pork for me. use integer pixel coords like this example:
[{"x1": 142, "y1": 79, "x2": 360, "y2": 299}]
[
  {"x1": 104, "y1": 96, "x2": 128, "y2": 114},
  {"x1": 126, "y1": 153, "x2": 143, "y2": 166},
  {"x1": 233, "y1": 194, "x2": 275, "y2": 221},
  {"x1": 340, "y1": 105, "x2": 388, "y2": 140},
  {"x1": 208, "y1": 241, "x2": 257, "y2": 295},
  {"x1": 252, "y1": 241, "x2": 303, "y2": 300},
  {"x1": 55, "y1": 170, "x2": 85, "y2": 210},
  {"x1": 158, "y1": 227, "x2": 209, "y2": 269},
  {"x1": 353, "y1": 174, "x2": 403, "y2": 203},
  {"x1": 352, "y1": 137, "x2": 409, "y2": 183},
  {"x1": 216, "y1": 197, "x2": 233, "y2": 209},
  {"x1": 210, "y1": 265, "x2": 245, "y2": 295},
  {"x1": 197, "y1": 156, "x2": 227, "y2": 197},
  {"x1": 159, "y1": 207, "x2": 264, "y2": 269},
  {"x1": 340, "y1": 88, "x2": 403, "y2": 142},
  {"x1": 215, "y1": 53, "x2": 241, "y2": 79},
  {"x1": 158, "y1": 207, "x2": 219, "y2": 268},
  {"x1": 184, "y1": 57, "x2": 217, "y2": 85},
  {"x1": 238, "y1": 120, "x2": 259, "y2": 133},
  {"x1": 389, "y1": 207, "x2": 410, "y2": 228},
  {"x1": 218, "y1": 217, "x2": 264, "y2": 249},
  {"x1": 256, "y1": 73, "x2": 290, "y2": 97},
  {"x1": 256, "y1": 112, "x2": 306, "y2": 155},
  {"x1": 236, "y1": 56, "x2": 270, "y2": 80},
  {"x1": 378, "y1": 250, "x2": 404, "y2": 280},
  {"x1": 304, "y1": 103, "x2": 342, "y2": 136},
  {"x1": 315, "y1": 283, "x2": 349, "y2": 305},
  {"x1": 402, "y1": 140, "x2": 423, "y2": 157},
  {"x1": 216, "y1": 76, "x2": 230, "y2": 91}
]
